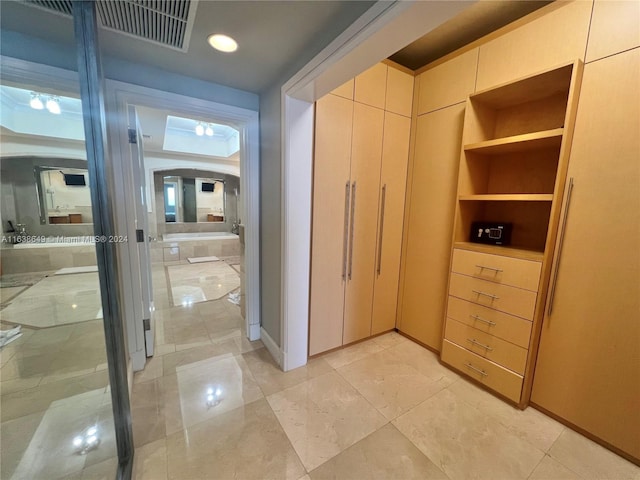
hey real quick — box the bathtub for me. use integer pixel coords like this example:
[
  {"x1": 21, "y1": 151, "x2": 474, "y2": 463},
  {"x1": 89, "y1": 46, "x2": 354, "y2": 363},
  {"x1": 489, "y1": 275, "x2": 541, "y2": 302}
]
[
  {"x1": 9, "y1": 236, "x2": 97, "y2": 249},
  {"x1": 162, "y1": 232, "x2": 239, "y2": 242}
]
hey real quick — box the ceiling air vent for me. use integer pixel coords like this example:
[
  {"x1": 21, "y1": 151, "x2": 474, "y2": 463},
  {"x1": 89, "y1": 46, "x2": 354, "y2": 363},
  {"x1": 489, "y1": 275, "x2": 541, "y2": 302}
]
[{"x1": 23, "y1": 0, "x2": 198, "y2": 52}]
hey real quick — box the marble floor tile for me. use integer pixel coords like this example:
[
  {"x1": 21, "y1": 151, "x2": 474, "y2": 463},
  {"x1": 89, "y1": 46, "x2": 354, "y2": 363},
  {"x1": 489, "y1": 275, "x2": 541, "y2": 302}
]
[
  {"x1": 337, "y1": 348, "x2": 455, "y2": 420},
  {"x1": 0, "y1": 375, "x2": 43, "y2": 395},
  {"x1": 167, "y1": 262, "x2": 240, "y2": 305},
  {"x1": 161, "y1": 342, "x2": 240, "y2": 377},
  {"x1": 161, "y1": 353, "x2": 263, "y2": 434},
  {"x1": 1, "y1": 370, "x2": 109, "y2": 422},
  {"x1": 448, "y1": 380, "x2": 564, "y2": 452},
  {"x1": 308, "y1": 423, "x2": 447, "y2": 480},
  {"x1": 133, "y1": 356, "x2": 164, "y2": 384},
  {"x1": 548, "y1": 428, "x2": 640, "y2": 479},
  {"x1": 0, "y1": 273, "x2": 102, "y2": 328},
  {"x1": 3, "y1": 388, "x2": 115, "y2": 480},
  {"x1": 529, "y1": 455, "x2": 582, "y2": 480},
  {"x1": 0, "y1": 285, "x2": 26, "y2": 304},
  {"x1": 131, "y1": 378, "x2": 166, "y2": 447},
  {"x1": 132, "y1": 438, "x2": 168, "y2": 480},
  {"x1": 267, "y1": 371, "x2": 388, "y2": 471},
  {"x1": 319, "y1": 339, "x2": 385, "y2": 369},
  {"x1": 370, "y1": 330, "x2": 410, "y2": 349},
  {"x1": 393, "y1": 388, "x2": 545, "y2": 480},
  {"x1": 165, "y1": 398, "x2": 305, "y2": 480},
  {"x1": 384, "y1": 340, "x2": 459, "y2": 383},
  {"x1": 243, "y1": 347, "x2": 333, "y2": 396}
]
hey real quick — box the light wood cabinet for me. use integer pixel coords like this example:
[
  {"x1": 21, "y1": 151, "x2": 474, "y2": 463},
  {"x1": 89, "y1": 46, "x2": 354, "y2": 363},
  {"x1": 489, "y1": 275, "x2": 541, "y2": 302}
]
[
  {"x1": 441, "y1": 61, "x2": 584, "y2": 406},
  {"x1": 354, "y1": 63, "x2": 387, "y2": 109},
  {"x1": 371, "y1": 112, "x2": 411, "y2": 336},
  {"x1": 385, "y1": 66, "x2": 414, "y2": 117},
  {"x1": 331, "y1": 79, "x2": 354, "y2": 100},
  {"x1": 343, "y1": 103, "x2": 384, "y2": 345},
  {"x1": 531, "y1": 48, "x2": 640, "y2": 462},
  {"x1": 310, "y1": 64, "x2": 413, "y2": 355},
  {"x1": 416, "y1": 48, "x2": 478, "y2": 115},
  {"x1": 309, "y1": 94, "x2": 353, "y2": 356},
  {"x1": 476, "y1": 0, "x2": 591, "y2": 91},
  {"x1": 586, "y1": 0, "x2": 640, "y2": 63}
]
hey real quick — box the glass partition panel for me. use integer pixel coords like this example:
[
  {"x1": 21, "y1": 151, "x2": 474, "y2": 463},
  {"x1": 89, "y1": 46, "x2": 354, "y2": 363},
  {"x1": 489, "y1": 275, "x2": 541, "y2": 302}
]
[{"x1": 0, "y1": 74, "x2": 118, "y2": 478}]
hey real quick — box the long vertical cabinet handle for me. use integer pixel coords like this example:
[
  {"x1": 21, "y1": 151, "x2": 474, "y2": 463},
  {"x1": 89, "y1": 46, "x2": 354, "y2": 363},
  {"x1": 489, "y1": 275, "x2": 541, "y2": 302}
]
[
  {"x1": 548, "y1": 177, "x2": 574, "y2": 317},
  {"x1": 347, "y1": 182, "x2": 356, "y2": 280},
  {"x1": 376, "y1": 184, "x2": 387, "y2": 276},
  {"x1": 341, "y1": 181, "x2": 351, "y2": 280}
]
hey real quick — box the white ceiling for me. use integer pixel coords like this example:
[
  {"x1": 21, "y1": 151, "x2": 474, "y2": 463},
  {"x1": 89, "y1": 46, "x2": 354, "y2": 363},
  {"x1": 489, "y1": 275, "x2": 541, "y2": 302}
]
[
  {"x1": 0, "y1": 0, "x2": 376, "y2": 94},
  {"x1": 0, "y1": 1, "x2": 552, "y2": 96}
]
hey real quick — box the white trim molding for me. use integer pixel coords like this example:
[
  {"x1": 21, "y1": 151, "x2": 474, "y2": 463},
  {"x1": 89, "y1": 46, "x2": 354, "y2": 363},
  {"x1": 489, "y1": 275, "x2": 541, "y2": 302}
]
[
  {"x1": 260, "y1": 326, "x2": 283, "y2": 367},
  {"x1": 280, "y1": 1, "x2": 474, "y2": 370},
  {"x1": 104, "y1": 79, "x2": 261, "y2": 368}
]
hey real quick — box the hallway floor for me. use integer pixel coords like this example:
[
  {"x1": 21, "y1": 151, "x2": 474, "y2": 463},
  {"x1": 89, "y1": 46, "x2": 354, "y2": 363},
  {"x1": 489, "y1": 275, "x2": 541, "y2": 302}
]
[{"x1": 130, "y1": 265, "x2": 640, "y2": 480}]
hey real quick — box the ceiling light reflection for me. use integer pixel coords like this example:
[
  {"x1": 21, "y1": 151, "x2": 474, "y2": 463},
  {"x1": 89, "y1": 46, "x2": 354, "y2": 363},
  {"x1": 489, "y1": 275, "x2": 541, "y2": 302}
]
[{"x1": 72, "y1": 425, "x2": 101, "y2": 455}]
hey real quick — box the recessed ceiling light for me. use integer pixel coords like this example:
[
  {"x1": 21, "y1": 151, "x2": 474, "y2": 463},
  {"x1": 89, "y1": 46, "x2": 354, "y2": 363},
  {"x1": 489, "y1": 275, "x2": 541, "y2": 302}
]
[
  {"x1": 207, "y1": 34, "x2": 238, "y2": 53},
  {"x1": 29, "y1": 92, "x2": 44, "y2": 110}
]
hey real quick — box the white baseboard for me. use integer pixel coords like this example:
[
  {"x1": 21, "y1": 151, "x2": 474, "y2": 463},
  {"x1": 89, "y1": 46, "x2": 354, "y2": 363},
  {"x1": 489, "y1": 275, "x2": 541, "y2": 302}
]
[
  {"x1": 260, "y1": 327, "x2": 282, "y2": 367},
  {"x1": 249, "y1": 322, "x2": 261, "y2": 342},
  {"x1": 131, "y1": 349, "x2": 146, "y2": 372}
]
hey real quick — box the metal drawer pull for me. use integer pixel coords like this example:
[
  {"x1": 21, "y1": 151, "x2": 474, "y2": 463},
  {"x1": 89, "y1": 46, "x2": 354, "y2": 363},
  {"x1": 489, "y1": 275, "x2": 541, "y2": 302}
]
[
  {"x1": 472, "y1": 290, "x2": 499, "y2": 300},
  {"x1": 376, "y1": 184, "x2": 386, "y2": 276},
  {"x1": 475, "y1": 264, "x2": 503, "y2": 273},
  {"x1": 464, "y1": 363, "x2": 488, "y2": 377},
  {"x1": 341, "y1": 181, "x2": 350, "y2": 280},
  {"x1": 548, "y1": 177, "x2": 574, "y2": 317},
  {"x1": 347, "y1": 182, "x2": 356, "y2": 280},
  {"x1": 470, "y1": 314, "x2": 496, "y2": 326},
  {"x1": 467, "y1": 338, "x2": 493, "y2": 351}
]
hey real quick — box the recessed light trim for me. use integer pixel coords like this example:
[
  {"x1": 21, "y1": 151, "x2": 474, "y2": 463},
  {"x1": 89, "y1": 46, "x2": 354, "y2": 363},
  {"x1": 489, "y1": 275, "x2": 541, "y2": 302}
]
[{"x1": 207, "y1": 34, "x2": 238, "y2": 53}]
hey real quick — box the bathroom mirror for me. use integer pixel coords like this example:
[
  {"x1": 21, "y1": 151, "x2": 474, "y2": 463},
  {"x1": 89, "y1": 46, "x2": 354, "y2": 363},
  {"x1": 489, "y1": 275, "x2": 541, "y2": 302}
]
[
  {"x1": 36, "y1": 166, "x2": 93, "y2": 225},
  {"x1": 163, "y1": 175, "x2": 225, "y2": 223}
]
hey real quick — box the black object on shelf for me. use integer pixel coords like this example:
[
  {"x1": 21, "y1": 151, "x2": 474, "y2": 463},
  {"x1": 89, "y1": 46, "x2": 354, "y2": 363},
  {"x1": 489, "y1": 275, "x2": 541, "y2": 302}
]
[{"x1": 470, "y1": 222, "x2": 512, "y2": 245}]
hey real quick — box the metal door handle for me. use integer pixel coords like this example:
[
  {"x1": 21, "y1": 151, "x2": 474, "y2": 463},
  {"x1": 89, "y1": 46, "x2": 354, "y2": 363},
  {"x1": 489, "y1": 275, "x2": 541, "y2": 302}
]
[
  {"x1": 464, "y1": 363, "x2": 488, "y2": 377},
  {"x1": 470, "y1": 314, "x2": 496, "y2": 326},
  {"x1": 548, "y1": 177, "x2": 574, "y2": 316},
  {"x1": 467, "y1": 338, "x2": 494, "y2": 351},
  {"x1": 342, "y1": 181, "x2": 350, "y2": 280},
  {"x1": 472, "y1": 290, "x2": 499, "y2": 300},
  {"x1": 376, "y1": 184, "x2": 386, "y2": 276},
  {"x1": 475, "y1": 265, "x2": 503, "y2": 273},
  {"x1": 347, "y1": 182, "x2": 356, "y2": 280}
]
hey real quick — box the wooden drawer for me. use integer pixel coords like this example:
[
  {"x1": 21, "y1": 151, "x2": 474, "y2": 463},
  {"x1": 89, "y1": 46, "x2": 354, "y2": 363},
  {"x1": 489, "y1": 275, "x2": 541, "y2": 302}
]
[
  {"x1": 451, "y1": 248, "x2": 542, "y2": 291},
  {"x1": 444, "y1": 318, "x2": 528, "y2": 374},
  {"x1": 449, "y1": 272, "x2": 537, "y2": 320},
  {"x1": 442, "y1": 339, "x2": 523, "y2": 403},
  {"x1": 446, "y1": 296, "x2": 532, "y2": 348}
]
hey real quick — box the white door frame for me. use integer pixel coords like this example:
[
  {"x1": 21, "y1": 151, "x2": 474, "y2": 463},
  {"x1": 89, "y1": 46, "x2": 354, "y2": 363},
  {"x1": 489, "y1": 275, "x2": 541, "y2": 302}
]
[
  {"x1": 280, "y1": 0, "x2": 474, "y2": 370},
  {"x1": 105, "y1": 80, "x2": 260, "y2": 371}
]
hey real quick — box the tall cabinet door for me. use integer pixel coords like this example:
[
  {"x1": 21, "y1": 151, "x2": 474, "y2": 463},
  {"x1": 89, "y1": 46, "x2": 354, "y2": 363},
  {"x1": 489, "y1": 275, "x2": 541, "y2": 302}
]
[
  {"x1": 398, "y1": 103, "x2": 465, "y2": 349},
  {"x1": 309, "y1": 94, "x2": 354, "y2": 356},
  {"x1": 343, "y1": 102, "x2": 384, "y2": 344},
  {"x1": 531, "y1": 49, "x2": 640, "y2": 461},
  {"x1": 371, "y1": 112, "x2": 411, "y2": 335}
]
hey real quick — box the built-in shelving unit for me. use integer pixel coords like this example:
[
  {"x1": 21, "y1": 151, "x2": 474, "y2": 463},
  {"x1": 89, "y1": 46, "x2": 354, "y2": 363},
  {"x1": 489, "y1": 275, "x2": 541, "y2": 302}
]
[
  {"x1": 459, "y1": 194, "x2": 554, "y2": 202},
  {"x1": 442, "y1": 61, "x2": 584, "y2": 407},
  {"x1": 464, "y1": 128, "x2": 564, "y2": 155}
]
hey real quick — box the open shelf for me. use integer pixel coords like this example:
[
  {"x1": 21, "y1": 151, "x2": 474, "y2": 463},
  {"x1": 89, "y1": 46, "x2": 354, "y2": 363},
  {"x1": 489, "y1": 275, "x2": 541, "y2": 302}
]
[
  {"x1": 459, "y1": 194, "x2": 554, "y2": 201},
  {"x1": 464, "y1": 128, "x2": 564, "y2": 155},
  {"x1": 454, "y1": 242, "x2": 544, "y2": 262}
]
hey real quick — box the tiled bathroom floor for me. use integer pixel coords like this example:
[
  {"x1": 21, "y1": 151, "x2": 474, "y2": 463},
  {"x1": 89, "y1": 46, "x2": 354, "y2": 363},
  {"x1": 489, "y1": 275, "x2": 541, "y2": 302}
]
[
  {"x1": 3, "y1": 256, "x2": 638, "y2": 479},
  {"x1": 130, "y1": 304, "x2": 640, "y2": 480}
]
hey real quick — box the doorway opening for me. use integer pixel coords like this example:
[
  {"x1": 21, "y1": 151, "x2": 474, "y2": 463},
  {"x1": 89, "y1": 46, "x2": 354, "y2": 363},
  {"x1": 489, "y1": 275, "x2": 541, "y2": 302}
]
[{"x1": 104, "y1": 80, "x2": 261, "y2": 372}]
